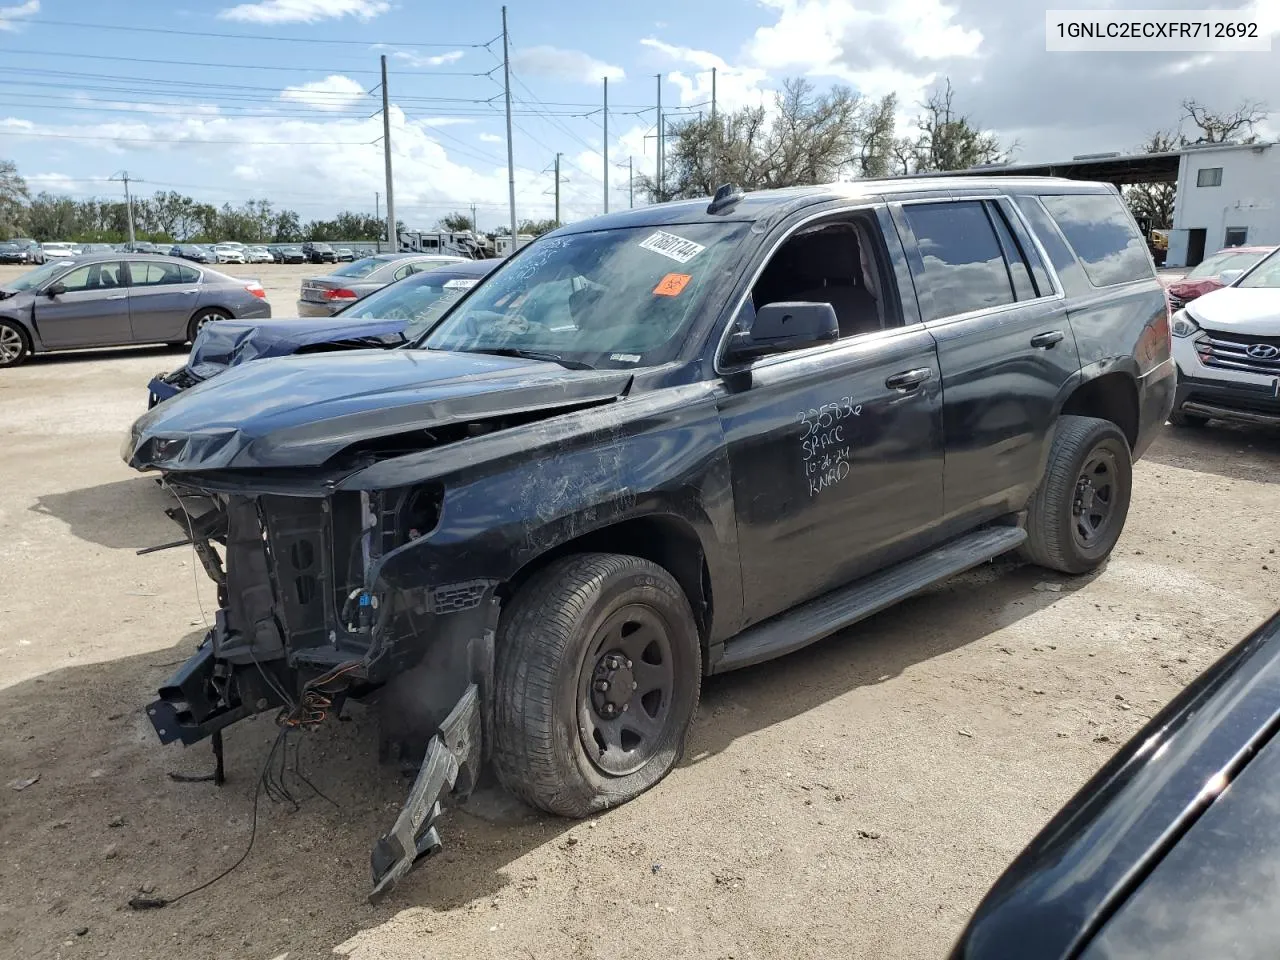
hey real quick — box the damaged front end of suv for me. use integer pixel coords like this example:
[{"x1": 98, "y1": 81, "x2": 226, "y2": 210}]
[{"x1": 123, "y1": 347, "x2": 637, "y2": 899}]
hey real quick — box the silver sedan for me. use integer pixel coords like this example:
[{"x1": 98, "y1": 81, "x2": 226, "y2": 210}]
[
  {"x1": 0, "y1": 254, "x2": 271, "y2": 368},
  {"x1": 296, "y1": 253, "x2": 466, "y2": 316}
]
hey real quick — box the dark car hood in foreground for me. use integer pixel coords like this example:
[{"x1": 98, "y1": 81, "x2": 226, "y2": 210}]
[
  {"x1": 125, "y1": 348, "x2": 633, "y2": 471},
  {"x1": 952, "y1": 609, "x2": 1280, "y2": 960},
  {"x1": 187, "y1": 316, "x2": 408, "y2": 377}
]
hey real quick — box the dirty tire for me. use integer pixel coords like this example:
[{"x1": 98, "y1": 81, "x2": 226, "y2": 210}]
[
  {"x1": 0, "y1": 318, "x2": 31, "y2": 368},
  {"x1": 186, "y1": 307, "x2": 231, "y2": 343},
  {"x1": 493, "y1": 553, "x2": 701, "y2": 818},
  {"x1": 1167, "y1": 408, "x2": 1208, "y2": 427},
  {"x1": 1022, "y1": 415, "x2": 1133, "y2": 575}
]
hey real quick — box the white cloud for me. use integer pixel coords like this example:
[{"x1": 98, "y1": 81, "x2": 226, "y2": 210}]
[
  {"x1": 641, "y1": 38, "x2": 772, "y2": 110},
  {"x1": 478, "y1": 132, "x2": 503, "y2": 144},
  {"x1": 219, "y1": 0, "x2": 388, "y2": 24},
  {"x1": 279, "y1": 74, "x2": 368, "y2": 111},
  {"x1": 392, "y1": 49, "x2": 465, "y2": 68},
  {"x1": 511, "y1": 45, "x2": 625, "y2": 84},
  {"x1": 0, "y1": 0, "x2": 39, "y2": 31},
  {"x1": 743, "y1": 0, "x2": 982, "y2": 102}
]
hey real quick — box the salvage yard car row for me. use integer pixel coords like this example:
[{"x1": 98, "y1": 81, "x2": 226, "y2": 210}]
[{"x1": 4, "y1": 177, "x2": 1280, "y2": 955}]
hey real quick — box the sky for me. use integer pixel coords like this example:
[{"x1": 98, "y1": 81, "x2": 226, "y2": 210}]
[{"x1": 0, "y1": 0, "x2": 1275, "y2": 231}]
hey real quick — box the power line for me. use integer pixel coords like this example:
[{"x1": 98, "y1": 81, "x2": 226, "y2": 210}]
[
  {"x1": 0, "y1": 48, "x2": 392, "y2": 75},
  {"x1": 16, "y1": 17, "x2": 486, "y2": 47},
  {"x1": 2, "y1": 130, "x2": 381, "y2": 146}
]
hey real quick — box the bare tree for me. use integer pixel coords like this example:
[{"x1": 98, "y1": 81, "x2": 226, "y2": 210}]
[
  {"x1": 1181, "y1": 98, "x2": 1268, "y2": 143},
  {"x1": 854, "y1": 93, "x2": 898, "y2": 178},
  {"x1": 637, "y1": 78, "x2": 865, "y2": 202},
  {"x1": 908, "y1": 79, "x2": 1011, "y2": 173},
  {"x1": 1124, "y1": 130, "x2": 1180, "y2": 230}
]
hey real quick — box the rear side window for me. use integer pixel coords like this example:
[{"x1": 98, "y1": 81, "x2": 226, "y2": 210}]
[
  {"x1": 903, "y1": 200, "x2": 1015, "y2": 321},
  {"x1": 1040, "y1": 193, "x2": 1152, "y2": 287}
]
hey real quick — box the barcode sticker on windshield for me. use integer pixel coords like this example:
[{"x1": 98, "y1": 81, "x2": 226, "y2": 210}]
[{"x1": 638, "y1": 230, "x2": 706, "y2": 264}]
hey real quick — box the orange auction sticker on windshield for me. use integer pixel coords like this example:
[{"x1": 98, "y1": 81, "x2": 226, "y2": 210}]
[{"x1": 653, "y1": 273, "x2": 692, "y2": 296}]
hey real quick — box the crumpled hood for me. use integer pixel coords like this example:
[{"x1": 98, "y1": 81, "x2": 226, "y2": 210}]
[
  {"x1": 1186, "y1": 288, "x2": 1280, "y2": 334},
  {"x1": 187, "y1": 316, "x2": 408, "y2": 377},
  {"x1": 124, "y1": 348, "x2": 633, "y2": 471}
]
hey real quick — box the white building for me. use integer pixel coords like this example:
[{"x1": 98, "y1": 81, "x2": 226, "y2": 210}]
[{"x1": 1165, "y1": 141, "x2": 1279, "y2": 268}]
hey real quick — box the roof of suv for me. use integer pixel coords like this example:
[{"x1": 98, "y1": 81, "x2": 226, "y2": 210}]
[{"x1": 554, "y1": 175, "x2": 1116, "y2": 235}]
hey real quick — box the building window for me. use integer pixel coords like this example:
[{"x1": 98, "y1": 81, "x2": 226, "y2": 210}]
[
  {"x1": 1224, "y1": 227, "x2": 1248, "y2": 247},
  {"x1": 1196, "y1": 167, "x2": 1223, "y2": 187}
]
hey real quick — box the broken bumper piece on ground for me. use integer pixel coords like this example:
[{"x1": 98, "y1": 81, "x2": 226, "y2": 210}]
[{"x1": 369, "y1": 683, "x2": 482, "y2": 901}]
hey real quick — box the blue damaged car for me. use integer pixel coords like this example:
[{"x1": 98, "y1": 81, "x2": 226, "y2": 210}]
[{"x1": 146, "y1": 257, "x2": 498, "y2": 405}]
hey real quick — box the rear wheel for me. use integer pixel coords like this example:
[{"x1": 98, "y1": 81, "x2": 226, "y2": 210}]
[
  {"x1": 493, "y1": 553, "x2": 701, "y2": 818},
  {"x1": 0, "y1": 319, "x2": 31, "y2": 368},
  {"x1": 186, "y1": 307, "x2": 231, "y2": 343},
  {"x1": 1022, "y1": 415, "x2": 1133, "y2": 575}
]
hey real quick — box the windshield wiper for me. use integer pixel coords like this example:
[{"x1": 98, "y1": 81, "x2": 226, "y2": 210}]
[{"x1": 461, "y1": 347, "x2": 594, "y2": 370}]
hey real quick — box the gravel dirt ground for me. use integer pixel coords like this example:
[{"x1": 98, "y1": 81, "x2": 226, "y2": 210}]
[{"x1": 2, "y1": 261, "x2": 1278, "y2": 960}]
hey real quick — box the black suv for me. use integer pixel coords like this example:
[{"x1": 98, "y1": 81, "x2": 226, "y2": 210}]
[
  {"x1": 124, "y1": 177, "x2": 1174, "y2": 898},
  {"x1": 302, "y1": 240, "x2": 336, "y2": 263}
]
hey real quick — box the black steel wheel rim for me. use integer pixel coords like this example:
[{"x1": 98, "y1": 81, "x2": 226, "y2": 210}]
[
  {"x1": 577, "y1": 604, "x2": 675, "y2": 777},
  {"x1": 1073, "y1": 448, "x2": 1118, "y2": 548}
]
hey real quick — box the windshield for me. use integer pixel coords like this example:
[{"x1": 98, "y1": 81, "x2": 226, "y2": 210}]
[
  {"x1": 5, "y1": 259, "x2": 76, "y2": 292},
  {"x1": 422, "y1": 224, "x2": 749, "y2": 368},
  {"x1": 330, "y1": 257, "x2": 387, "y2": 278},
  {"x1": 1238, "y1": 250, "x2": 1280, "y2": 289},
  {"x1": 1185, "y1": 249, "x2": 1267, "y2": 279},
  {"x1": 312, "y1": 243, "x2": 332, "y2": 251}
]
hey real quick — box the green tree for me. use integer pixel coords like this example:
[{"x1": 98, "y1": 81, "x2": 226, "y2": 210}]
[
  {"x1": 517, "y1": 218, "x2": 559, "y2": 236},
  {"x1": 0, "y1": 159, "x2": 29, "y2": 238},
  {"x1": 438, "y1": 211, "x2": 474, "y2": 232},
  {"x1": 272, "y1": 208, "x2": 303, "y2": 242},
  {"x1": 1124, "y1": 130, "x2": 1179, "y2": 231}
]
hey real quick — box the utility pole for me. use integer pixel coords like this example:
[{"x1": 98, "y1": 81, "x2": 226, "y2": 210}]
[
  {"x1": 374, "y1": 191, "x2": 380, "y2": 251},
  {"x1": 711, "y1": 66, "x2": 717, "y2": 121},
  {"x1": 110, "y1": 171, "x2": 136, "y2": 246},
  {"x1": 655, "y1": 75, "x2": 663, "y2": 195},
  {"x1": 501, "y1": 6, "x2": 518, "y2": 247},
  {"x1": 553, "y1": 152, "x2": 562, "y2": 225},
  {"x1": 380, "y1": 55, "x2": 396, "y2": 253},
  {"x1": 628, "y1": 156, "x2": 634, "y2": 208},
  {"x1": 603, "y1": 76, "x2": 609, "y2": 214},
  {"x1": 470, "y1": 202, "x2": 478, "y2": 234}
]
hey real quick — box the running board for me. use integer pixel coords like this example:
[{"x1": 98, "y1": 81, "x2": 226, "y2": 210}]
[{"x1": 714, "y1": 526, "x2": 1027, "y2": 673}]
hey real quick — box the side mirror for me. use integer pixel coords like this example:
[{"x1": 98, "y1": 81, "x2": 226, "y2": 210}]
[
  {"x1": 1218, "y1": 268, "x2": 1244, "y2": 286},
  {"x1": 45, "y1": 283, "x2": 66, "y2": 298},
  {"x1": 726, "y1": 301, "x2": 839, "y2": 362}
]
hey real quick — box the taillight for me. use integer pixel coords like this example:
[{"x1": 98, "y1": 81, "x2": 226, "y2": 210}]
[
  {"x1": 244, "y1": 282, "x2": 266, "y2": 299},
  {"x1": 324, "y1": 288, "x2": 358, "y2": 301}
]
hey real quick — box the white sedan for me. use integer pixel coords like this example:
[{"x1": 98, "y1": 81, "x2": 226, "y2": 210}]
[
  {"x1": 1169, "y1": 247, "x2": 1280, "y2": 427},
  {"x1": 246, "y1": 246, "x2": 273, "y2": 264},
  {"x1": 213, "y1": 244, "x2": 247, "y2": 264}
]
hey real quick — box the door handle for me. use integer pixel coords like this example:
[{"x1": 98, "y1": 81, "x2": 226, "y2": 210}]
[
  {"x1": 1031, "y1": 330, "x2": 1065, "y2": 349},
  {"x1": 885, "y1": 368, "x2": 932, "y2": 390},
  {"x1": 104, "y1": 294, "x2": 127, "y2": 300}
]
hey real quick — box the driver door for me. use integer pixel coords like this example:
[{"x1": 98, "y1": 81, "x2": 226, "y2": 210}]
[
  {"x1": 715, "y1": 209, "x2": 945, "y2": 627},
  {"x1": 33, "y1": 261, "x2": 132, "y2": 348}
]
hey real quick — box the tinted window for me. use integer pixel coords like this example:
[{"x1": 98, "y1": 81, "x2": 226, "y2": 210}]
[
  {"x1": 129, "y1": 261, "x2": 198, "y2": 286},
  {"x1": 331, "y1": 257, "x2": 386, "y2": 278},
  {"x1": 1014, "y1": 195, "x2": 1088, "y2": 293},
  {"x1": 903, "y1": 200, "x2": 1015, "y2": 321},
  {"x1": 1040, "y1": 193, "x2": 1151, "y2": 287}
]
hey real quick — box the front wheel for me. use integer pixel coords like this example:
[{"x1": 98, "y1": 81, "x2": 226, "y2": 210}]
[
  {"x1": 493, "y1": 553, "x2": 701, "y2": 818},
  {"x1": 1021, "y1": 415, "x2": 1133, "y2": 575}
]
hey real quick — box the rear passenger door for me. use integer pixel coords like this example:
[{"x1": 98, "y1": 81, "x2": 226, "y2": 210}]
[
  {"x1": 126, "y1": 260, "x2": 202, "y2": 343},
  {"x1": 892, "y1": 197, "x2": 1079, "y2": 523}
]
